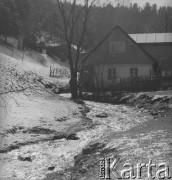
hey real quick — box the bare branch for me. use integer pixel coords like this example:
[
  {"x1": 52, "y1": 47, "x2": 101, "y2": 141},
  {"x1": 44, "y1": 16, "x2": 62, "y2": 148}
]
[
  {"x1": 56, "y1": 0, "x2": 97, "y2": 98},
  {"x1": 75, "y1": 0, "x2": 96, "y2": 69},
  {"x1": 57, "y1": 0, "x2": 74, "y2": 71},
  {"x1": 81, "y1": 26, "x2": 116, "y2": 67}
]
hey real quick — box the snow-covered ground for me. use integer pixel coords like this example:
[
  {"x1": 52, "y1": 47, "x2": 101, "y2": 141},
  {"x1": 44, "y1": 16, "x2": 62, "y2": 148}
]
[
  {"x1": 0, "y1": 46, "x2": 172, "y2": 180},
  {"x1": 0, "y1": 44, "x2": 69, "y2": 78},
  {"x1": 0, "y1": 48, "x2": 81, "y2": 179}
]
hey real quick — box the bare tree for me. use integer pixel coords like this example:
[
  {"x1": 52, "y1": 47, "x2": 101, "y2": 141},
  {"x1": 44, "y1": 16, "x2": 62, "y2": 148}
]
[
  {"x1": 56, "y1": 0, "x2": 97, "y2": 98},
  {"x1": 57, "y1": 0, "x2": 117, "y2": 98}
]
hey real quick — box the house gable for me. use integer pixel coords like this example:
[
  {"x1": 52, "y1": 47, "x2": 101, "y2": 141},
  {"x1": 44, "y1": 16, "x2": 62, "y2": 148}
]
[{"x1": 93, "y1": 26, "x2": 156, "y2": 65}]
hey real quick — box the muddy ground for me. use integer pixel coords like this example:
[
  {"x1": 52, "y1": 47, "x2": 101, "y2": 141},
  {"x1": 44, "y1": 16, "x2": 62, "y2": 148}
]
[
  {"x1": 0, "y1": 90, "x2": 171, "y2": 180},
  {"x1": 0, "y1": 54, "x2": 172, "y2": 180},
  {"x1": 42, "y1": 97, "x2": 172, "y2": 180}
]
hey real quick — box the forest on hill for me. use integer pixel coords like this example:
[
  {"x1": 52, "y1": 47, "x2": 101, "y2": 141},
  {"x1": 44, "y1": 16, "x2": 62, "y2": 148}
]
[{"x1": 0, "y1": 0, "x2": 172, "y2": 50}]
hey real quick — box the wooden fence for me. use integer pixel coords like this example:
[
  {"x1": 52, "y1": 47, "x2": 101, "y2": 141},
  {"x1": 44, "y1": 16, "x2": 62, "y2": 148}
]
[
  {"x1": 49, "y1": 66, "x2": 70, "y2": 78},
  {"x1": 111, "y1": 76, "x2": 172, "y2": 92}
]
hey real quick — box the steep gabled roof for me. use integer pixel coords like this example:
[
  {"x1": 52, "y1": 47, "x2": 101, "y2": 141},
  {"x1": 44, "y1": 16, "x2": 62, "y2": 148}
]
[
  {"x1": 129, "y1": 33, "x2": 172, "y2": 44},
  {"x1": 115, "y1": 26, "x2": 157, "y2": 64},
  {"x1": 82, "y1": 26, "x2": 157, "y2": 65}
]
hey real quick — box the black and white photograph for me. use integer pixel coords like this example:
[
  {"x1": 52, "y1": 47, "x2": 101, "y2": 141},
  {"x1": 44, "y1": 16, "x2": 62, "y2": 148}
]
[{"x1": 0, "y1": 0, "x2": 172, "y2": 179}]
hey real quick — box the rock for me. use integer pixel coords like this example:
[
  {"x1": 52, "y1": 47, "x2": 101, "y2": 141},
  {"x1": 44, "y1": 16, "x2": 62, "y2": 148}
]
[
  {"x1": 73, "y1": 112, "x2": 79, "y2": 115},
  {"x1": 66, "y1": 133, "x2": 79, "y2": 140},
  {"x1": 55, "y1": 117, "x2": 68, "y2": 122},
  {"x1": 48, "y1": 166, "x2": 55, "y2": 171},
  {"x1": 151, "y1": 111, "x2": 158, "y2": 116},
  {"x1": 96, "y1": 112, "x2": 108, "y2": 118},
  {"x1": 44, "y1": 83, "x2": 54, "y2": 89},
  {"x1": 138, "y1": 104, "x2": 144, "y2": 108},
  {"x1": 82, "y1": 143, "x2": 105, "y2": 155},
  {"x1": 18, "y1": 155, "x2": 33, "y2": 162},
  {"x1": 73, "y1": 99, "x2": 85, "y2": 104}
]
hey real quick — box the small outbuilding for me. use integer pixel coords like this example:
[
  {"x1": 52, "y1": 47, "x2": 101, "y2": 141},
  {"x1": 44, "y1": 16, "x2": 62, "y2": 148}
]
[{"x1": 130, "y1": 33, "x2": 172, "y2": 77}]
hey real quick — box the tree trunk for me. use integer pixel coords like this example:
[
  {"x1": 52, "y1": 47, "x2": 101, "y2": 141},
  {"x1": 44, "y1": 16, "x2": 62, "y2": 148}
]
[
  {"x1": 70, "y1": 71, "x2": 78, "y2": 99},
  {"x1": 78, "y1": 71, "x2": 83, "y2": 98}
]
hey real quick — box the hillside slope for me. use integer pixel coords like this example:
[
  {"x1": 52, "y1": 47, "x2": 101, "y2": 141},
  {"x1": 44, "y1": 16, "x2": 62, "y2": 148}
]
[
  {"x1": 0, "y1": 44, "x2": 69, "y2": 76},
  {"x1": 0, "y1": 47, "x2": 87, "y2": 179}
]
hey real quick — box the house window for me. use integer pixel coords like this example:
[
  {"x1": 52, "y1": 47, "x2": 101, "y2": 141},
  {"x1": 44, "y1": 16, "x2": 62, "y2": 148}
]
[
  {"x1": 109, "y1": 41, "x2": 125, "y2": 53},
  {"x1": 150, "y1": 69, "x2": 152, "y2": 77},
  {"x1": 108, "y1": 68, "x2": 116, "y2": 79},
  {"x1": 130, "y1": 68, "x2": 138, "y2": 78}
]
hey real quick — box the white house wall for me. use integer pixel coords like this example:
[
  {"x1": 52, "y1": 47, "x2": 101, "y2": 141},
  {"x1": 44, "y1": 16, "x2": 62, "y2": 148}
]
[{"x1": 94, "y1": 64, "x2": 153, "y2": 88}]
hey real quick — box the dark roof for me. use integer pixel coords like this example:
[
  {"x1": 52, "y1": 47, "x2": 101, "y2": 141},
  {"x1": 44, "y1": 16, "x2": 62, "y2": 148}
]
[
  {"x1": 82, "y1": 26, "x2": 157, "y2": 66},
  {"x1": 114, "y1": 26, "x2": 157, "y2": 64},
  {"x1": 129, "y1": 33, "x2": 172, "y2": 43}
]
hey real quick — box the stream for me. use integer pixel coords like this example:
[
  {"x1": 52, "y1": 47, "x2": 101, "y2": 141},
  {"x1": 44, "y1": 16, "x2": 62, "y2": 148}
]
[{"x1": 0, "y1": 93, "x2": 171, "y2": 180}]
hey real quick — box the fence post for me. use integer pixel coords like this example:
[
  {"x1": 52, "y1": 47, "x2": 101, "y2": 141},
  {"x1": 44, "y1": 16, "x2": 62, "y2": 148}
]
[
  {"x1": 49, "y1": 66, "x2": 51, "y2": 77},
  {"x1": 131, "y1": 78, "x2": 133, "y2": 91},
  {"x1": 12, "y1": 47, "x2": 14, "y2": 57},
  {"x1": 22, "y1": 50, "x2": 25, "y2": 62}
]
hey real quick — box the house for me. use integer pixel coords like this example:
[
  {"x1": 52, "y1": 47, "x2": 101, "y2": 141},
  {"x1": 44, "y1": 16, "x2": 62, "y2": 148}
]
[
  {"x1": 80, "y1": 26, "x2": 157, "y2": 90},
  {"x1": 129, "y1": 33, "x2": 172, "y2": 77}
]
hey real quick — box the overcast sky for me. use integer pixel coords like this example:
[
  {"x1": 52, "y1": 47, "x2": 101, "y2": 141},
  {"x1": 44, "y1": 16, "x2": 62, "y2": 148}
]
[
  {"x1": 131, "y1": 0, "x2": 172, "y2": 7},
  {"x1": 97, "y1": 0, "x2": 172, "y2": 7}
]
